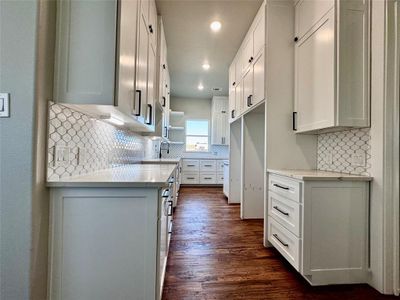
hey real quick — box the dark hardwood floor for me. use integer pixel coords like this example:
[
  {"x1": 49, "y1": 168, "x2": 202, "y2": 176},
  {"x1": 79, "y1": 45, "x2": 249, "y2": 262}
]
[{"x1": 162, "y1": 187, "x2": 397, "y2": 300}]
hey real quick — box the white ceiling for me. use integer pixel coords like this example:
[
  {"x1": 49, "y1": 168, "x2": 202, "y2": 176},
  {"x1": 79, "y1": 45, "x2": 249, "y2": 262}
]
[{"x1": 156, "y1": 0, "x2": 263, "y2": 99}]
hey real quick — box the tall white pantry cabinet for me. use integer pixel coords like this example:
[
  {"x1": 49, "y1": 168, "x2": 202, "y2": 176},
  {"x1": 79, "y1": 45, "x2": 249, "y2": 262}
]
[{"x1": 294, "y1": 0, "x2": 370, "y2": 133}]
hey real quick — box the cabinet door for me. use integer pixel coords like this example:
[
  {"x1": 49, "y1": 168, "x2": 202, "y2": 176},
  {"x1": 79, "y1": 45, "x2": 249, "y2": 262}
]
[
  {"x1": 221, "y1": 100, "x2": 229, "y2": 145},
  {"x1": 295, "y1": 9, "x2": 335, "y2": 132},
  {"x1": 134, "y1": 13, "x2": 149, "y2": 122},
  {"x1": 253, "y1": 13, "x2": 265, "y2": 57},
  {"x1": 235, "y1": 81, "x2": 242, "y2": 117},
  {"x1": 116, "y1": 0, "x2": 138, "y2": 115},
  {"x1": 295, "y1": 0, "x2": 334, "y2": 41},
  {"x1": 148, "y1": 0, "x2": 157, "y2": 49},
  {"x1": 211, "y1": 101, "x2": 222, "y2": 145},
  {"x1": 252, "y1": 50, "x2": 265, "y2": 106},
  {"x1": 54, "y1": 0, "x2": 117, "y2": 105},
  {"x1": 146, "y1": 42, "x2": 156, "y2": 127},
  {"x1": 242, "y1": 68, "x2": 253, "y2": 113},
  {"x1": 241, "y1": 36, "x2": 253, "y2": 74}
]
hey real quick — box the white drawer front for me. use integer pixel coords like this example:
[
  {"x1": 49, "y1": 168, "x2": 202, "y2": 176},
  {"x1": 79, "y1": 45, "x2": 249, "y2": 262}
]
[
  {"x1": 182, "y1": 172, "x2": 199, "y2": 184},
  {"x1": 268, "y1": 191, "x2": 301, "y2": 237},
  {"x1": 216, "y1": 172, "x2": 224, "y2": 184},
  {"x1": 268, "y1": 217, "x2": 300, "y2": 271},
  {"x1": 182, "y1": 160, "x2": 200, "y2": 172},
  {"x1": 216, "y1": 160, "x2": 225, "y2": 172},
  {"x1": 200, "y1": 160, "x2": 216, "y2": 172},
  {"x1": 199, "y1": 173, "x2": 217, "y2": 184},
  {"x1": 269, "y1": 174, "x2": 301, "y2": 203}
]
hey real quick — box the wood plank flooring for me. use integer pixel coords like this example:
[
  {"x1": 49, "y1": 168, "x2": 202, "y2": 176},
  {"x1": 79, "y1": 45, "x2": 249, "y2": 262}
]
[{"x1": 162, "y1": 187, "x2": 396, "y2": 300}]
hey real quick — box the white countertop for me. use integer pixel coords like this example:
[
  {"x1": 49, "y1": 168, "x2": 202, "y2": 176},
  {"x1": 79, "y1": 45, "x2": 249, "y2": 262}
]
[
  {"x1": 47, "y1": 164, "x2": 177, "y2": 188},
  {"x1": 267, "y1": 169, "x2": 372, "y2": 181},
  {"x1": 141, "y1": 158, "x2": 181, "y2": 164}
]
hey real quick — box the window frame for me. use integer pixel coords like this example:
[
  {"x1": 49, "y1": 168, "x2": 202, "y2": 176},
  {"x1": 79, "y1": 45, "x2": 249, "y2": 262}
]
[{"x1": 184, "y1": 119, "x2": 210, "y2": 153}]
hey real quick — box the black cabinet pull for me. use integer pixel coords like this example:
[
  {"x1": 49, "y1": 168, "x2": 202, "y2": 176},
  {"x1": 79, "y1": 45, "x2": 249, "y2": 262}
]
[
  {"x1": 232, "y1": 81, "x2": 236, "y2": 86},
  {"x1": 247, "y1": 95, "x2": 253, "y2": 107},
  {"x1": 168, "y1": 200, "x2": 173, "y2": 216},
  {"x1": 250, "y1": 56, "x2": 254, "y2": 62},
  {"x1": 187, "y1": 177, "x2": 195, "y2": 180},
  {"x1": 273, "y1": 183, "x2": 289, "y2": 190},
  {"x1": 273, "y1": 206, "x2": 289, "y2": 216},
  {"x1": 204, "y1": 177, "x2": 212, "y2": 180},
  {"x1": 273, "y1": 234, "x2": 289, "y2": 247},
  {"x1": 162, "y1": 96, "x2": 166, "y2": 107},
  {"x1": 292, "y1": 112, "x2": 297, "y2": 131},
  {"x1": 162, "y1": 189, "x2": 170, "y2": 198},
  {"x1": 248, "y1": 58, "x2": 252, "y2": 63},
  {"x1": 231, "y1": 109, "x2": 235, "y2": 119},
  {"x1": 149, "y1": 25, "x2": 153, "y2": 33},
  {"x1": 145, "y1": 104, "x2": 152, "y2": 125},
  {"x1": 163, "y1": 64, "x2": 166, "y2": 69},
  {"x1": 135, "y1": 90, "x2": 141, "y2": 116},
  {"x1": 294, "y1": 36, "x2": 299, "y2": 42}
]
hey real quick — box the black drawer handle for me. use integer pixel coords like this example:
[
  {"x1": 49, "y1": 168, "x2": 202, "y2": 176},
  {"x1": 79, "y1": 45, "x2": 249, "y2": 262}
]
[
  {"x1": 149, "y1": 24, "x2": 153, "y2": 33},
  {"x1": 145, "y1": 104, "x2": 152, "y2": 125},
  {"x1": 273, "y1": 183, "x2": 289, "y2": 190},
  {"x1": 204, "y1": 165, "x2": 213, "y2": 167},
  {"x1": 204, "y1": 177, "x2": 212, "y2": 180},
  {"x1": 273, "y1": 233, "x2": 289, "y2": 247},
  {"x1": 168, "y1": 200, "x2": 173, "y2": 216},
  {"x1": 273, "y1": 206, "x2": 289, "y2": 216},
  {"x1": 187, "y1": 177, "x2": 195, "y2": 180},
  {"x1": 162, "y1": 96, "x2": 166, "y2": 107}
]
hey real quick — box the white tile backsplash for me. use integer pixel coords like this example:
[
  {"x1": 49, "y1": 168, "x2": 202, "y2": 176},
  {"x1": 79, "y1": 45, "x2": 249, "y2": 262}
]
[
  {"x1": 47, "y1": 103, "x2": 147, "y2": 180},
  {"x1": 317, "y1": 128, "x2": 371, "y2": 176}
]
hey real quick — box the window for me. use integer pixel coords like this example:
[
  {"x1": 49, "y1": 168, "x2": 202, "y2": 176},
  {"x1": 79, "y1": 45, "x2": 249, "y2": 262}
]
[{"x1": 185, "y1": 120, "x2": 209, "y2": 152}]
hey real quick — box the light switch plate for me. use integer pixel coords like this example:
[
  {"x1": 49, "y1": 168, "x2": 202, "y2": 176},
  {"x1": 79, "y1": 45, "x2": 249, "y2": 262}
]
[{"x1": 0, "y1": 93, "x2": 10, "y2": 118}]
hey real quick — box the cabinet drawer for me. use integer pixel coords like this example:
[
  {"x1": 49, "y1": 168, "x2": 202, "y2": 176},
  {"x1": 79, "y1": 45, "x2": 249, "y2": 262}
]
[
  {"x1": 217, "y1": 160, "x2": 226, "y2": 172},
  {"x1": 268, "y1": 191, "x2": 301, "y2": 237},
  {"x1": 182, "y1": 160, "x2": 200, "y2": 171},
  {"x1": 182, "y1": 172, "x2": 199, "y2": 184},
  {"x1": 217, "y1": 172, "x2": 224, "y2": 184},
  {"x1": 268, "y1": 217, "x2": 300, "y2": 271},
  {"x1": 199, "y1": 173, "x2": 217, "y2": 184},
  {"x1": 269, "y1": 174, "x2": 301, "y2": 203},
  {"x1": 200, "y1": 160, "x2": 216, "y2": 172}
]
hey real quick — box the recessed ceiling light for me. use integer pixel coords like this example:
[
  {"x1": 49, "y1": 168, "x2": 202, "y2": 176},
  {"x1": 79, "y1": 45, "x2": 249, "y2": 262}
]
[
  {"x1": 198, "y1": 84, "x2": 204, "y2": 90},
  {"x1": 202, "y1": 63, "x2": 210, "y2": 70},
  {"x1": 210, "y1": 21, "x2": 222, "y2": 32}
]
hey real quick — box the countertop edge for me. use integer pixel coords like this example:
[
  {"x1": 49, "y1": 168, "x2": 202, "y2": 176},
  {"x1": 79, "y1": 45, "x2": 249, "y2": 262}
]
[{"x1": 267, "y1": 169, "x2": 373, "y2": 182}]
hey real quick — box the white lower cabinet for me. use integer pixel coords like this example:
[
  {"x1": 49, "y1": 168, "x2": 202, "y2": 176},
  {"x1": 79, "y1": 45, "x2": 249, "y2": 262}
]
[
  {"x1": 267, "y1": 172, "x2": 370, "y2": 286},
  {"x1": 181, "y1": 159, "x2": 226, "y2": 185},
  {"x1": 48, "y1": 184, "x2": 174, "y2": 300}
]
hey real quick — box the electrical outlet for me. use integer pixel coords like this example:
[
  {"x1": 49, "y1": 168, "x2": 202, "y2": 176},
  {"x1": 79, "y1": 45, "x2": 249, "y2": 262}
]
[
  {"x1": 325, "y1": 150, "x2": 333, "y2": 165},
  {"x1": 54, "y1": 145, "x2": 70, "y2": 167},
  {"x1": 77, "y1": 147, "x2": 87, "y2": 165},
  {"x1": 352, "y1": 150, "x2": 366, "y2": 167}
]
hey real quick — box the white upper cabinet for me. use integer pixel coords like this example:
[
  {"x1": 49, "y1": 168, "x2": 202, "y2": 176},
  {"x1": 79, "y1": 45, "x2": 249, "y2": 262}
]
[
  {"x1": 294, "y1": 0, "x2": 370, "y2": 133},
  {"x1": 211, "y1": 97, "x2": 230, "y2": 146},
  {"x1": 54, "y1": 0, "x2": 117, "y2": 105},
  {"x1": 228, "y1": 1, "x2": 266, "y2": 122},
  {"x1": 54, "y1": 0, "x2": 159, "y2": 132},
  {"x1": 116, "y1": 0, "x2": 139, "y2": 116}
]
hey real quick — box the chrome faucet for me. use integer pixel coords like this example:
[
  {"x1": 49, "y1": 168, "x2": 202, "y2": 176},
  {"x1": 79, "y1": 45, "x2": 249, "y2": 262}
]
[{"x1": 159, "y1": 141, "x2": 170, "y2": 158}]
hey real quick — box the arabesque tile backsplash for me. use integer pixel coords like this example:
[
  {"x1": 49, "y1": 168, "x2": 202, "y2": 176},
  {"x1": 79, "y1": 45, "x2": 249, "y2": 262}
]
[
  {"x1": 317, "y1": 128, "x2": 371, "y2": 176},
  {"x1": 47, "y1": 103, "x2": 150, "y2": 180}
]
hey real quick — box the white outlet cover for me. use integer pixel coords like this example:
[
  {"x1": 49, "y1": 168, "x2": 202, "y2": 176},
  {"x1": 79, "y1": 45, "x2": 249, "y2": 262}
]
[
  {"x1": 78, "y1": 147, "x2": 87, "y2": 165},
  {"x1": 54, "y1": 145, "x2": 70, "y2": 167},
  {"x1": 325, "y1": 151, "x2": 333, "y2": 165},
  {"x1": 352, "y1": 150, "x2": 366, "y2": 167}
]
